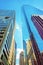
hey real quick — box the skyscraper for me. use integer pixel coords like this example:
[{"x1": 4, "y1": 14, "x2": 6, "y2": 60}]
[
  {"x1": 0, "y1": 10, "x2": 15, "y2": 65},
  {"x1": 22, "y1": 5, "x2": 43, "y2": 65},
  {"x1": 19, "y1": 51, "x2": 24, "y2": 65},
  {"x1": 26, "y1": 40, "x2": 38, "y2": 65},
  {"x1": 23, "y1": 40, "x2": 27, "y2": 65},
  {"x1": 31, "y1": 15, "x2": 43, "y2": 39}
]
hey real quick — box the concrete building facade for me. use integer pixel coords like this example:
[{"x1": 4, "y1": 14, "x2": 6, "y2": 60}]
[{"x1": 0, "y1": 10, "x2": 16, "y2": 65}]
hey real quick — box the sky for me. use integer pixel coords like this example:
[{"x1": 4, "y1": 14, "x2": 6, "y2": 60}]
[{"x1": 0, "y1": 0, "x2": 43, "y2": 65}]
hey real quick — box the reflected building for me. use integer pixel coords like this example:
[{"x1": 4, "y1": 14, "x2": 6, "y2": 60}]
[
  {"x1": 0, "y1": 10, "x2": 16, "y2": 65},
  {"x1": 23, "y1": 40, "x2": 27, "y2": 65}
]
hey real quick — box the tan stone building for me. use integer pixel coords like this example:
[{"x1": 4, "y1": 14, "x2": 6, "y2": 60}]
[
  {"x1": 26, "y1": 40, "x2": 38, "y2": 65},
  {"x1": 0, "y1": 10, "x2": 16, "y2": 65},
  {"x1": 19, "y1": 51, "x2": 24, "y2": 65}
]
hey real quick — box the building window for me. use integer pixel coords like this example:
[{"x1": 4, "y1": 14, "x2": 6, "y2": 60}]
[
  {"x1": 0, "y1": 39, "x2": 1, "y2": 42},
  {"x1": 0, "y1": 36, "x2": 3, "y2": 38},
  {"x1": 3, "y1": 49, "x2": 8, "y2": 60},
  {"x1": 5, "y1": 44, "x2": 7, "y2": 50},
  {"x1": 5, "y1": 44, "x2": 9, "y2": 56},
  {"x1": 6, "y1": 40, "x2": 8, "y2": 49},
  {"x1": 5, "y1": 16, "x2": 10, "y2": 19},
  {"x1": 0, "y1": 32, "x2": 4, "y2": 34},
  {"x1": 0, "y1": 62, "x2": 4, "y2": 65},
  {"x1": 1, "y1": 54, "x2": 3, "y2": 60}
]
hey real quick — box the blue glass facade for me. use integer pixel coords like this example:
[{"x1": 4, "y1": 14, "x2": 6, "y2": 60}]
[
  {"x1": 22, "y1": 5, "x2": 43, "y2": 51},
  {"x1": 22, "y1": 5, "x2": 43, "y2": 65}
]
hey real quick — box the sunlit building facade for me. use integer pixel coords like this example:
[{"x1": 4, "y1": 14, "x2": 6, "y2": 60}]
[
  {"x1": 26, "y1": 40, "x2": 38, "y2": 65},
  {"x1": 0, "y1": 10, "x2": 16, "y2": 65},
  {"x1": 23, "y1": 40, "x2": 27, "y2": 65},
  {"x1": 19, "y1": 51, "x2": 24, "y2": 65}
]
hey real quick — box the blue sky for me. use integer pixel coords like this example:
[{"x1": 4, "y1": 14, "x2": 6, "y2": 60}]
[{"x1": 0, "y1": 0, "x2": 43, "y2": 65}]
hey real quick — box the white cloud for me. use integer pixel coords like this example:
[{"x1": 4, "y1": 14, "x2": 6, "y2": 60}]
[
  {"x1": 39, "y1": 15, "x2": 43, "y2": 19},
  {"x1": 15, "y1": 23, "x2": 23, "y2": 48},
  {"x1": 16, "y1": 48, "x2": 24, "y2": 59},
  {"x1": 17, "y1": 48, "x2": 24, "y2": 52},
  {"x1": 16, "y1": 24, "x2": 22, "y2": 33},
  {"x1": 16, "y1": 24, "x2": 22, "y2": 30},
  {"x1": 16, "y1": 64, "x2": 19, "y2": 65},
  {"x1": 26, "y1": 39, "x2": 28, "y2": 43},
  {"x1": 16, "y1": 24, "x2": 20, "y2": 30},
  {"x1": 16, "y1": 54, "x2": 19, "y2": 59}
]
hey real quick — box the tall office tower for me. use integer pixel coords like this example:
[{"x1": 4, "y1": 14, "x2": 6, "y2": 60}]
[
  {"x1": 23, "y1": 8, "x2": 42, "y2": 65},
  {"x1": 26, "y1": 17, "x2": 42, "y2": 65},
  {"x1": 41, "y1": 52, "x2": 43, "y2": 58},
  {"x1": 31, "y1": 15, "x2": 43, "y2": 39},
  {"x1": 0, "y1": 10, "x2": 15, "y2": 65},
  {"x1": 26, "y1": 40, "x2": 38, "y2": 65},
  {"x1": 23, "y1": 40, "x2": 27, "y2": 65},
  {"x1": 41, "y1": 52, "x2": 43, "y2": 65},
  {"x1": 14, "y1": 42, "x2": 17, "y2": 65},
  {"x1": 19, "y1": 51, "x2": 24, "y2": 65},
  {"x1": 31, "y1": 15, "x2": 43, "y2": 65}
]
